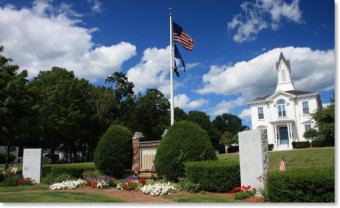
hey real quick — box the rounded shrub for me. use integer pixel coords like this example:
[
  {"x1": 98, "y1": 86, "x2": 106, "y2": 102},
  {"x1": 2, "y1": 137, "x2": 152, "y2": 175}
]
[
  {"x1": 0, "y1": 153, "x2": 16, "y2": 164},
  {"x1": 94, "y1": 125, "x2": 133, "y2": 178},
  {"x1": 155, "y1": 121, "x2": 217, "y2": 181},
  {"x1": 267, "y1": 166, "x2": 334, "y2": 202}
]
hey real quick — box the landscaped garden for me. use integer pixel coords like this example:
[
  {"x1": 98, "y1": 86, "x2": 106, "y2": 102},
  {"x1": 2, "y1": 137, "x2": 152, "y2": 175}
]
[{"x1": 0, "y1": 123, "x2": 335, "y2": 203}]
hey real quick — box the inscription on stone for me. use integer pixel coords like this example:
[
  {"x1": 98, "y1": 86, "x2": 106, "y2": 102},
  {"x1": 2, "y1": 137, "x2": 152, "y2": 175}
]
[{"x1": 23, "y1": 149, "x2": 42, "y2": 183}]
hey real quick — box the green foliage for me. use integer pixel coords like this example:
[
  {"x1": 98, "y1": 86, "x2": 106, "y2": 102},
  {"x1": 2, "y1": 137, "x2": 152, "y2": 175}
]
[
  {"x1": 235, "y1": 190, "x2": 256, "y2": 200},
  {"x1": 311, "y1": 139, "x2": 327, "y2": 147},
  {"x1": 212, "y1": 113, "x2": 242, "y2": 136},
  {"x1": 82, "y1": 170, "x2": 102, "y2": 179},
  {"x1": 219, "y1": 131, "x2": 235, "y2": 147},
  {"x1": 42, "y1": 157, "x2": 52, "y2": 164},
  {"x1": 174, "y1": 107, "x2": 187, "y2": 121},
  {"x1": 0, "y1": 171, "x2": 21, "y2": 187},
  {"x1": 178, "y1": 178, "x2": 201, "y2": 193},
  {"x1": 133, "y1": 89, "x2": 170, "y2": 140},
  {"x1": 268, "y1": 144, "x2": 274, "y2": 151},
  {"x1": 94, "y1": 125, "x2": 133, "y2": 178},
  {"x1": 292, "y1": 141, "x2": 310, "y2": 149},
  {"x1": 303, "y1": 128, "x2": 319, "y2": 141},
  {"x1": 312, "y1": 95, "x2": 335, "y2": 140},
  {"x1": 42, "y1": 173, "x2": 75, "y2": 185},
  {"x1": 0, "y1": 153, "x2": 15, "y2": 164},
  {"x1": 187, "y1": 110, "x2": 220, "y2": 149},
  {"x1": 155, "y1": 121, "x2": 217, "y2": 181},
  {"x1": 185, "y1": 160, "x2": 240, "y2": 192},
  {"x1": 266, "y1": 166, "x2": 335, "y2": 202},
  {"x1": 47, "y1": 163, "x2": 95, "y2": 178}
]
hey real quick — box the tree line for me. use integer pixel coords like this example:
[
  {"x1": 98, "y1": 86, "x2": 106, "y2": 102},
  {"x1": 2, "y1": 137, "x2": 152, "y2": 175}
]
[{"x1": 0, "y1": 46, "x2": 247, "y2": 167}]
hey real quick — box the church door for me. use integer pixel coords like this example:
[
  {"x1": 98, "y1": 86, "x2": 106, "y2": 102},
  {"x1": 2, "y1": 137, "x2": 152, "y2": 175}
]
[{"x1": 279, "y1": 127, "x2": 289, "y2": 145}]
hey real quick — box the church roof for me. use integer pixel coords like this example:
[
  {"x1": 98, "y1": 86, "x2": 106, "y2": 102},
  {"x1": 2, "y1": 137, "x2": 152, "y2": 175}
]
[
  {"x1": 276, "y1": 52, "x2": 291, "y2": 70},
  {"x1": 253, "y1": 90, "x2": 316, "y2": 102}
]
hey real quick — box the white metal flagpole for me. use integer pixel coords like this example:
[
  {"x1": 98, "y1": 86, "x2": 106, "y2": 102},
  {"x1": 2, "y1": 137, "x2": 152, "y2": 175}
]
[{"x1": 169, "y1": 8, "x2": 175, "y2": 126}]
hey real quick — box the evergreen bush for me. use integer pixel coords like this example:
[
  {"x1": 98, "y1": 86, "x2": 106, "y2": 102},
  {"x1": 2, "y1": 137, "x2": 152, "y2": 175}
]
[
  {"x1": 185, "y1": 160, "x2": 240, "y2": 192},
  {"x1": 292, "y1": 141, "x2": 310, "y2": 149},
  {"x1": 311, "y1": 139, "x2": 327, "y2": 147},
  {"x1": 155, "y1": 121, "x2": 217, "y2": 181},
  {"x1": 0, "y1": 153, "x2": 16, "y2": 164},
  {"x1": 94, "y1": 125, "x2": 133, "y2": 178},
  {"x1": 48, "y1": 163, "x2": 95, "y2": 178},
  {"x1": 268, "y1": 144, "x2": 274, "y2": 151},
  {"x1": 266, "y1": 166, "x2": 335, "y2": 202}
]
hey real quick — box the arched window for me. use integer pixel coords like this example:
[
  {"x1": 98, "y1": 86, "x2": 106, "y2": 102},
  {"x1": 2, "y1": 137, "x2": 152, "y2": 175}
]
[{"x1": 278, "y1": 100, "x2": 286, "y2": 117}]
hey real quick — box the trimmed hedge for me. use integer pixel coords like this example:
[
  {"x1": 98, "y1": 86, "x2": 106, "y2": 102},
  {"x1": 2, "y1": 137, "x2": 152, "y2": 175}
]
[
  {"x1": 268, "y1": 144, "x2": 274, "y2": 151},
  {"x1": 267, "y1": 166, "x2": 335, "y2": 202},
  {"x1": 311, "y1": 139, "x2": 327, "y2": 147},
  {"x1": 292, "y1": 141, "x2": 310, "y2": 149},
  {"x1": 0, "y1": 153, "x2": 16, "y2": 164},
  {"x1": 46, "y1": 163, "x2": 95, "y2": 178},
  {"x1": 227, "y1": 146, "x2": 239, "y2": 153},
  {"x1": 155, "y1": 121, "x2": 217, "y2": 181},
  {"x1": 185, "y1": 160, "x2": 240, "y2": 193},
  {"x1": 94, "y1": 125, "x2": 133, "y2": 178}
]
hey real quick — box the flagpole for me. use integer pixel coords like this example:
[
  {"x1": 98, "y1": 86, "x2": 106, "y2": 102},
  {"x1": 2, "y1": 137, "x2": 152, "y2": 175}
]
[{"x1": 169, "y1": 8, "x2": 175, "y2": 126}]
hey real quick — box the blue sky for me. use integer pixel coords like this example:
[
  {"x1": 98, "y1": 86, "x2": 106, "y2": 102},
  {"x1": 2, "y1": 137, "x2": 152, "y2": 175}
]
[{"x1": 0, "y1": 0, "x2": 335, "y2": 127}]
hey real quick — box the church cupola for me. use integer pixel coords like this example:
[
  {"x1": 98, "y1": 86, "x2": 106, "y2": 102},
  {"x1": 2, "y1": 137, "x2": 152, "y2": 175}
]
[{"x1": 275, "y1": 52, "x2": 295, "y2": 92}]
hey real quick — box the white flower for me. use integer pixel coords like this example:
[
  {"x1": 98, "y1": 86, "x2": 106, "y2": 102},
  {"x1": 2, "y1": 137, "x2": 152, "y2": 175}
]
[
  {"x1": 49, "y1": 179, "x2": 87, "y2": 190},
  {"x1": 140, "y1": 182, "x2": 177, "y2": 196}
]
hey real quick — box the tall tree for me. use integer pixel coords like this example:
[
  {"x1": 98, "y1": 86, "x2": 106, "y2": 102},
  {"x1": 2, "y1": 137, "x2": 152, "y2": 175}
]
[
  {"x1": 0, "y1": 46, "x2": 33, "y2": 169},
  {"x1": 312, "y1": 94, "x2": 335, "y2": 143},
  {"x1": 28, "y1": 67, "x2": 92, "y2": 163},
  {"x1": 174, "y1": 107, "x2": 188, "y2": 121},
  {"x1": 187, "y1": 110, "x2": 220, "y2": 149},
  {"x1": 134, "y1": 89, "x2": 170, "y2": 140},
  {"x1": 213, "y1": 113, "x2": 243, "y2": 136}
]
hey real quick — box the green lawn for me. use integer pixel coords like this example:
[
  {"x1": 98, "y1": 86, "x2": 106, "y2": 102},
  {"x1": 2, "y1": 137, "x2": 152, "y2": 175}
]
[
  {"x1": 218, "y1": 147, "x2": 335, "y2": 171},
  {"x1": 0, "y1": 192, "x2": 125, "y2": 203},
  {"x1": 0, "y1": 184, "x2": 49, "y2": 192},
  {"x1": 165, "y1": 194, "x2": 244, "y2": 203}
]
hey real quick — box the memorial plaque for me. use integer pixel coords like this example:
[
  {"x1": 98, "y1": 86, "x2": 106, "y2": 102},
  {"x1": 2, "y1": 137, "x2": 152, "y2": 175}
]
[
  {"x1": 238, "y1": 129, "x2": 269, "y2": 193},
  {"x1": 23, "y1": 149, "x2": 42, "y2": 183}
]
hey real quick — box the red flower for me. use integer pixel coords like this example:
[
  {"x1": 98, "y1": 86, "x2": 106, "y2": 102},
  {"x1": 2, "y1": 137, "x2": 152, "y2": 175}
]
[{"x1": 252, "y1": 188, "x2": 256, "y2": 191}]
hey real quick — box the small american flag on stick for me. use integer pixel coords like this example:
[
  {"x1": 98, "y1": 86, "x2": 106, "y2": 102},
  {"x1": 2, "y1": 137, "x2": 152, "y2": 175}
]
[{"x1": 279, "y1": 154, "x2": 286, "y2": 171}]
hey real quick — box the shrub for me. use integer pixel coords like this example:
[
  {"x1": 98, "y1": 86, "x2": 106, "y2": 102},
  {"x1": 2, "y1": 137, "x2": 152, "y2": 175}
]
[
  {"x1": 48, "y1": 163, "x2": 95, "y2": 178},
  {"x1": 178, "y1": 177, "x2": 201, "y2": 193},
  {"x1": 155, "y1": 121, "x2": 217, "y2": 181},
  {"x1": 17, "y1": 177, "x2": 35, "y2": 185},
  {"x1": 94, "y1": 125, "x2": 133, "y2": 178},
  {"x1": 0, "y1": 171, "x2": 21, "y2": 187},
  {"x1": 42, "y1": 173, "x2": 75, "y2": 185},
  {"x1": 0, "y1": 153, "x2": 16, "y2": 164},
  {"x1": 185, "y1": 160, "x2": 240, "y2": 192},
  {"x1": 43, "y1": 157, "x2": 52, "y2": 164},
  {"x1": 82, "y1": 170, "x2": 102, "y2": 179},
  {"x1": 227, "y1": 146, "x2": 239, "y2": 153},
  {"x1": 311, "y1": 139, "x2": 327, "y2": 147},
  {"x1": 292, "y1": 141, "x2": 310, "y2": 149},
  {"x1": 266, "y1": 166, "x2": 334, "y2": 202},
  {"x1": 268, "y1": 144, "x2": 274, "y2": 151},
  {"x1": 231, "y1": 186, "x2": 256, "y2": 200}
]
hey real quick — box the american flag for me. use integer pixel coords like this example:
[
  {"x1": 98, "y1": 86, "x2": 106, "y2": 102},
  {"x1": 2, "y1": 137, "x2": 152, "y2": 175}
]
[
  {"x1": 279, "y1": 154, "x2": 286, "y2": 171},
  {"x1": 173, "y1": 21, "x2": 195, "y2": 51}
]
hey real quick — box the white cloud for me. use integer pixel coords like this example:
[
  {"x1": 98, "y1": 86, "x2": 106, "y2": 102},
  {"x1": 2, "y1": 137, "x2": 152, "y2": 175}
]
[
  {"x1": 0, "y1": 0, "x2": 136, "y2": 81},
  {"x1": 198, "y1": 47, "x2": 335, "y2": 100},
  {"x1": 173, "y1": 94, "x2": 209, "y2": 110},
  {"x1": 228, "y1": 0, "x2": 302, "y2": 43},
  {"x1": 239, "y1": 109, "x2": 252, "y2": 122},
  {"x1": 210, "y1": 97, "x2": 246, "y2": 116},
  {"x1": 88, "y1": 0, "x2": 102, "y2": 13},
  {"x1": 186, "y1": 62, "x2": 202, "y2": 70},
  {"x1": 322, "y1": 103, "x2": 331, "y2": 108},
  {"x1": 127, "y1": 46, "x2": 183, "y2": 96}
]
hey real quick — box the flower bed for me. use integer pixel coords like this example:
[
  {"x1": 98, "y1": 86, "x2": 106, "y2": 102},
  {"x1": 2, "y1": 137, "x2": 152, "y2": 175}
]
[
  {"x1": 49, "y1": 179, "x2": 87, "y2": 190},
  {"x1": 230, "y1": 185, "x2": 256, "y2": 200},
  {"x1": 140, "y1": 182, "x2": 177, "y2": 196},
  {"x1": 18, "y1": 177, "x2": 36, "y2": 185},
  {"x1": 89, "y1": 179, "x2": 108, "y2": 188}
]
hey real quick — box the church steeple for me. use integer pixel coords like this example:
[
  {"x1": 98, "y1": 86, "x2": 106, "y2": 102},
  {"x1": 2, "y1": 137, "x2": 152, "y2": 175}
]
[{"x1": 275, "y1": 52, "x2": 295, "y2": 92}]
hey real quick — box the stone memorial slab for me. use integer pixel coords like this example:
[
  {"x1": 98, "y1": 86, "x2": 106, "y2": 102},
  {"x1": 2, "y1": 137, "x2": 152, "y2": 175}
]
[
  {"x1": 23, "y1": 149, "x2": 42, "y2": 183},
  {"x1": 238, "y1": 129, "x2": 269, "y2": 193}
]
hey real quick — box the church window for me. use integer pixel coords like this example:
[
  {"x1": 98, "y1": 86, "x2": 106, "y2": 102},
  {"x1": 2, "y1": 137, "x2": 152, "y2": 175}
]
[
  {"x1": 278, "y1": 100, "x2": 286, "y2": 117},
  {"x1": 302, "y1": 101, "x2": 309, "y2": 114},
  {"x1": 258, "y1": 107, "x2": 264, "y2": 119}
]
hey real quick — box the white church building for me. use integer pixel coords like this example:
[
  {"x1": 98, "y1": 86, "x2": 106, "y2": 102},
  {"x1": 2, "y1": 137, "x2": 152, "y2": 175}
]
[{"x1": 248, "y1": 52, "x2": 322, "y2": 150}]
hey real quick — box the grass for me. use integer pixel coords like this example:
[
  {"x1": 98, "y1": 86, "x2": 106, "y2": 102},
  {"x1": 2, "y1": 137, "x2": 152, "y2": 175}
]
[
  {"x1": 0, "y1": 184, "x2": 49, "y2": 192},
  {"x1": 0, "y1": 192, "x2": 126, "y2": 203},
  {"x1": 164, "y1": 194, "x2": 244, "y2": 203},
  {"x1": 218, "y1": 147, "x2": 335, "y2": 171}
]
